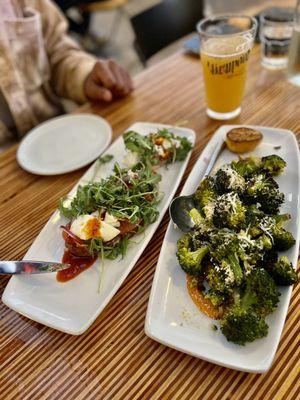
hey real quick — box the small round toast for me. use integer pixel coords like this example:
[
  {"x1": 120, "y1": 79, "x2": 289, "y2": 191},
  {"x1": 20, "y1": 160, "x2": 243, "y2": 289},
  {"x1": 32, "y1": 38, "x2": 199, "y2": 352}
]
[{"x1": 226, "y1": 127, "x2": 263, "y2": 153}]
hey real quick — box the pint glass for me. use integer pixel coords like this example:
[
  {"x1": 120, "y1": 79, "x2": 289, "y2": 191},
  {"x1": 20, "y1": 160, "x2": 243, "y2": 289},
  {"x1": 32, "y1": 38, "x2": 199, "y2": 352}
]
[{"x1": 197, "y1": 16, "x2": 257, "y2": 120}]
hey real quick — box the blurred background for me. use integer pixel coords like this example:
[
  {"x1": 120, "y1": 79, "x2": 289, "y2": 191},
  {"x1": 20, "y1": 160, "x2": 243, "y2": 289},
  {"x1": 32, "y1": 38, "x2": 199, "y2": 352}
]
[{"x1": 62, "y1": 0, "x2": 265, "y2": 75}]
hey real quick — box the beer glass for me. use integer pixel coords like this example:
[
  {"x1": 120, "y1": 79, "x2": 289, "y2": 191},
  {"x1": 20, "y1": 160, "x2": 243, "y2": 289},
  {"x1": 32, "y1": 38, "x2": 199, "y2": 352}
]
[{"x1": 197, "y1": 15, "x2": 257, "y2": 120}]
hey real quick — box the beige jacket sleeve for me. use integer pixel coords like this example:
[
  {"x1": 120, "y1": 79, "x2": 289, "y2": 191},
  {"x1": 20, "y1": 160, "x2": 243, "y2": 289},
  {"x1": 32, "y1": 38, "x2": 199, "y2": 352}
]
[{"x1": 38, "y1": 0, "x2": 96, "y2": 104}]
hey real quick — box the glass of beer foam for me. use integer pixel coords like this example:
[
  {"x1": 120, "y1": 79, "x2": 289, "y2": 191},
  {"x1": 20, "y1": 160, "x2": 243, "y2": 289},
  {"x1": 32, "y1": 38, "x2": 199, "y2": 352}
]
[{"x1": 197, "y1": 15, "x2": 257, "y2": 120}]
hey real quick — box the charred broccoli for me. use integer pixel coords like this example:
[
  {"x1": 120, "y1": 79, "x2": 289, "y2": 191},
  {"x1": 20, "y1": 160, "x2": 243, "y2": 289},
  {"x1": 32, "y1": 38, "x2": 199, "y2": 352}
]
[
  {"x1": 262, "y1": 253, "x2": 298, "y2": 285},
  {"x1": 205, "y1": 288, "x2": 230, "y2": 307},
  {"x1": 209, "y1": 232, "x2": 244, "y2": 286},
  {"x1": 273, "y1": 229, "x2": 296, "y2": 251},
  {"x1": 215, "y1": 165, "x2": 246, "y2": 195},
  {"x1": 194, "y1": 176, "x2": 217, "y2": 216},
  {"x1": 245, "y1": 205, "x2": 265, "y2": 237},
  {"x1": 206, "y1": 261, "x2": 236, "y2": 293},
  {"x1": 245, "y1": 173, "x2": 284, "y2": 214},
  {"x1": 220, "y1": 268, "x2": 279, "y2": 345},
  {"x1": 236, "y1": 231, "x2": 272, "y2": 271},
  {"x1": 261, "y1": 155, "x2": 286, "y2": 176},
  {"x1": 243, "y1": 268, "x2": 280, "y2": 316},
  {"x1": 189, "y1": 208, "x2": 204, "y2": 226},
  {"x1": 176, "y1": 233, "x2": 209, "y2": 276},
  {"x1": 230, "y1": 156, "x2": 262, "y2": 177},
  {"x1": 221, "y1": 308, "x2": 268, "y2": 345},
  {"x1": 259, "y1": 216, "x2": 295, "y2": 251},
  {"x1": 212, "y1": 192, "x2": 246, "y2": 230},
  {"x1": 221, "y1": 255, "x2": 243, "y2": 286}
]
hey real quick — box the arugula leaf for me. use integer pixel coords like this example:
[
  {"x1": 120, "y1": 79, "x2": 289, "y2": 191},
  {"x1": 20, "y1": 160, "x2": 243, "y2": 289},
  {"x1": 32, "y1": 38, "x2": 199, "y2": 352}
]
[{"x1": 59, "y1": 129, "x2": 192, "y2": 263}]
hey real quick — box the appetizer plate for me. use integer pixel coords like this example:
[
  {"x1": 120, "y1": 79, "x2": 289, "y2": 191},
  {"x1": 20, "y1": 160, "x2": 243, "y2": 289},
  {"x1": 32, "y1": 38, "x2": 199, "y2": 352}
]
[
  {"x1": 145, "y1": 125, "x2": 300, "y2": 373},
  {"x1": 17, "y1": 114, "x2": 112, "y2": 175},
  {"x1": 3, "y1": 123, "x2": 195, "y2": 334}
]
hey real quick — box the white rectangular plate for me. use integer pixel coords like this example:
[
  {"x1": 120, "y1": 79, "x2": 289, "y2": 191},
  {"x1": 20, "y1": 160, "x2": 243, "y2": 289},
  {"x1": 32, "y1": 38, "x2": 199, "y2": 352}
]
[
  {"x1": 2, "y1": 122, "x2": 195, "y2": 335},
  {"x1": 145, "y1": 125, "x2": 300, "y2": 373}
]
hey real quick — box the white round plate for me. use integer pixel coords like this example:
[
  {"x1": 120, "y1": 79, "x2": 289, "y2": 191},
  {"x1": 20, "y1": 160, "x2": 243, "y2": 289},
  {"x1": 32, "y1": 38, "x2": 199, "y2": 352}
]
[{"x1": 17, "y1": 114, "x2": 112, "y2": 175}]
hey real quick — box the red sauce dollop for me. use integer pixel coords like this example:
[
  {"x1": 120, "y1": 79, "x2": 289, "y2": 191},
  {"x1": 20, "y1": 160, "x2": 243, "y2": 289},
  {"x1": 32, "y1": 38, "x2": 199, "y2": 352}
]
[{"x1": 57, "y1": 250, "x2": 97, "y2": 282}]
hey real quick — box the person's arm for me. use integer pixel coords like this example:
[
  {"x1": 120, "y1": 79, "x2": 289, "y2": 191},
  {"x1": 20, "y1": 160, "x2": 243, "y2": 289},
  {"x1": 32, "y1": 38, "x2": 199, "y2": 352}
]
[{"x1": 39, "y1": 0, "x2": 132, "y2": 104}]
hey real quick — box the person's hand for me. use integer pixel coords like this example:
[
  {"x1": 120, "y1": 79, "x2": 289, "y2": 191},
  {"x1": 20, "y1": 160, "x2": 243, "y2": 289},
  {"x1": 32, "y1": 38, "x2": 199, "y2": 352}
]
[{"x1": 84, "y1": 59, "x2": 133, "y2": 102}]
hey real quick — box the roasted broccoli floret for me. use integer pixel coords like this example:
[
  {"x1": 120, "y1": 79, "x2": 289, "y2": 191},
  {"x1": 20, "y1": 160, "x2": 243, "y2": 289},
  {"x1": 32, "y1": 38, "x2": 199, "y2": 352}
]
[
  {"x1": 209, "y1": 233, "x2": 244, "y2": 286},
  {"x1": 220, "y1": 268, "x2": 279, "y2": 345},
  {"x1": 261, "y1": 155, "x2": 286, "y2": 176},
  {"x1": 246, "y1": 173, "x2": 278, "y2": 194},
  {"x1": 221, "y1": 308, "x2": 268, "y2": 345},
  {"x1": 230, "y1": 156, "x2": 262, "y2": 178},
  {"x1": 215, "y1": 165, "x2": 246, "y2": 195},
  {"x1": 236, "y1": 231, "x2": 272, "y2": 271},
  {"x1": 246, "y1": 210, "x2": 291, "y2": 239},
  {"x1": 224, "y1": 254, "x2": 243, "y2": 286},
  {"x1": 259, "y1": 216, "x2": 295, "y2": 251},
  {"x1": 209, "y1": 229, "x2": 239, "y2": 255},
  {"x1": 205, "y1": 288, "x2": 230, "y2": 307},
  {"x1": 189, "y1": 209, "x2": 214, "y2": 238},
  {"x1": 207, "y1": 254, "x2": 243, "y2": 289},
  {"x1": 244, "y1": 205, "x2": 265, "y2": 237},
  {"x1": 212, "y1": 192, "x2": 246, "y2": 230},
  {"x1": 262, "y1": 253, "x2": 298, "y2": 285},
  {"x1": 206, "y1": 262, "x2": 234, "y2": 293},
  {"x1": 189, "y1": 208, "x2": 203, "y2": 226},
  {"x1": 273, "y1": 229, "x2": 296, "y2": 251},
  {"x1": 176, "y1": 233, "x2": 209, "y2": 276},
  {"x1": 194, "y1": 176, "x2": 217, "y2": 214},
  {"x1": 245, "y1": 204, "x2": 265, "y2": 224},
  {"x1": 259, "y1": 189, "x2": 284, "y2": 214},
  {"x1": 257, "y1": 234, "x2": 273, "y2": 251},
  {"x1": 243, "y1": 268, "x2": 280, "y2": 315},
  {"x1": 245, "y1": 173, "x2": 284, "y2": 214}
]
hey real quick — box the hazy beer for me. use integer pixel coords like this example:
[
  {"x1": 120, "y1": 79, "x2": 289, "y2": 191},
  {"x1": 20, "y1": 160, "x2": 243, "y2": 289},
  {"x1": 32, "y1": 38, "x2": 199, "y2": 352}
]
[
  {"x1": 201, "y1": 37, "x2": 251, "y2": 114},
  {"x1": 197, "y1": 16, "x2": 257, "y2": 120}
]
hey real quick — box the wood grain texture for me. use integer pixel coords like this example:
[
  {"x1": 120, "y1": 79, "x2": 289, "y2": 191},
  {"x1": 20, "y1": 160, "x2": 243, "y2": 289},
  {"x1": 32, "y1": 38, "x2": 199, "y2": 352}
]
[{"x1": 0, "y1": 44, "x2": 300, "y2": 400}]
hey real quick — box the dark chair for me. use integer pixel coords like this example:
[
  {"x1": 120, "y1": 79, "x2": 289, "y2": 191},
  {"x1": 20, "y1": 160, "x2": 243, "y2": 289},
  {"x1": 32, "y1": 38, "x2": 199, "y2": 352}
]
[{"x1": 130, "y1": 0, "x2": 204, "y2": 64}]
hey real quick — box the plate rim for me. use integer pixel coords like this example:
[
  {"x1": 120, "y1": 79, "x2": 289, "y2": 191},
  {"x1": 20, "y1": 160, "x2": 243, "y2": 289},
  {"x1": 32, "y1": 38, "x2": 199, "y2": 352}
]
[
  {"x1": 145, "y1": 124, "x2": 300, "y2": 373},
  {"x1": 16, "y1": 113, "x2": 112, "y2": 176}
]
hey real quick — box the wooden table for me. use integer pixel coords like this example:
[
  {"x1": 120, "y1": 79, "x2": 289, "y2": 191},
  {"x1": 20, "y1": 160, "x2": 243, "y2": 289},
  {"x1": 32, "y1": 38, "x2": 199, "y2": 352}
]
[{"x1": 0, "y1": 44, "x2": 299, "y2": 400}]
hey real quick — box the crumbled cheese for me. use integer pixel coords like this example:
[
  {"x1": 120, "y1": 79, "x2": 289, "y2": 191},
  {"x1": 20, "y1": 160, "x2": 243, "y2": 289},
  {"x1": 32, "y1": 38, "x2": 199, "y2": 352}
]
[
  {"x1": 162, "y1": 139, "x2": 172, "y2": 149},
  {"x1": 172, "y1": 139, "x2": 181, "y2": 148},
  {"x1": 127, "y1": 169, "x2": 138, "y2": 180},
  {"x1": 238, "y1": 230, "x2": 256, "y2": 248},
  {"x1": 259, "y1": 217, "x2": 275, "y2": 243},
  {"x1": 244, "y1": 261, "x2": 254, "y2": 275},
  {"x1": 203, "y1": 201, "x2": 215, "y2": 220},
  {"x1": 255, "y1": 174, "x2": 264, "y2": 183},
  {"x1": 154, "y1": 144, "x2": 166, "y2": 157},
  {"x1": 221, "y1": 260, "x2": 235, "y2": 285},
  {"x1": 218, "y1": 192, "x2": 240, "y2": 213},
  {"x1": 220, "y1": 166, "x2": 245, "y2": 190},
  {"x1": 123, "y1": 150, "x2": 139, "y2": 167}
]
